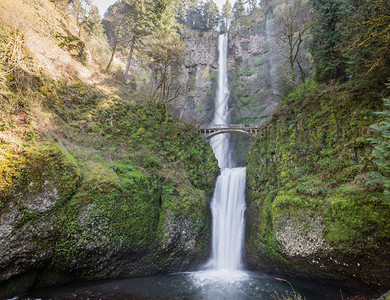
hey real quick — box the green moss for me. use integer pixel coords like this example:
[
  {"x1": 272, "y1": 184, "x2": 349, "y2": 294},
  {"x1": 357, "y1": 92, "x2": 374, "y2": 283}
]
[
  {"x1": 324, "y1": 189, "x2": 390, "y2": 246},
  {"x1": 54, "y1": 161, "x2": 159, "y2": 262},
  {"x1": 1, "y1": 142, "x2": 80, "y2": 220},
  {"x1": 246, "y1": 81, "x2": 390, "y2": 285},
  {"x1": 0, "y1": 18, "x2": 219, "y2": 297},
  {"x1": 246, "y1": 191, "x2": 289, "y2": 266}
]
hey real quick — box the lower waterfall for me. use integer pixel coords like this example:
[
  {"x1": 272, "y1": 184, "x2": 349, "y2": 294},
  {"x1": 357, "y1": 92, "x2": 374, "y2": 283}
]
[{"x1": 209, "y1": 167, "x2": 246, "y2": 270}]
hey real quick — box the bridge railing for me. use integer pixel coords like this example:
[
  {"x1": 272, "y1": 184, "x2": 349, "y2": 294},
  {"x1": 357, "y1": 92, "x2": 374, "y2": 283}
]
[{"x1": 200, "y1": 124, "x2": 261, "y2": 130}]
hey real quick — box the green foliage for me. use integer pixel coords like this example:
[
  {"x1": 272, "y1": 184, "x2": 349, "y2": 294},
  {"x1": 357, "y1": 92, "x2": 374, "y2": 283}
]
[
  {"x1": 296, "y1": 176, "x2": 328, "y2": 196},
  {"x1": 310, "y1": 0, "x2": 346, "y2": 81},
  {"x1": 56, "y1": 32, "x2": 87, "y2": 63},
  {"x1": 202, "y1": 0, "x2": 220, "y2": 30},
  {"x1": 246, "y1": 80, "x2": 390, "y2": 274},
  {"x1": 233, "y1": 0, "x2": 245, "y2": 20},
  {"x1": 346, "y1": 0, "x2": 390, "y2": 73},
  {"x1": 370, "y1": 97, "x2": 390, "y2": 195},
  {"x1": 184, "y1": 0, "x2": 220, "y2": 31},
  {"x1": 310, "y1": 0, "x2": 390, "y2": 82},
  {"x1": 287, "y1": 79, "x2": 319, "y2": 102},
  {"x1": 272, "y1": 281, "x2": 306, "y2": 300},
  {"x1": 221, "y1": 0, "x2": 233, "y2": 33},
  {"x1": 70, "y1": 0, "x2": 103, "y2": 37}
]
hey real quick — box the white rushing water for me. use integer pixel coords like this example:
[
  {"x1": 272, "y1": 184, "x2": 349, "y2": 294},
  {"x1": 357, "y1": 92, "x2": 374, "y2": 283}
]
[
  {"x1": 210, "y1": 34, "x2": 232, "y2": 169},
  {"x1": 207, "y1": 34, "x2": 247, "y2": 273}
]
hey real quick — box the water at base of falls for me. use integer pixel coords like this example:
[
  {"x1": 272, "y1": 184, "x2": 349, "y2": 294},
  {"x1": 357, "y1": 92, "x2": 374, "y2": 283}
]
[{"x1": 20, "y1": 272, "x2": 354, "y2": 300}]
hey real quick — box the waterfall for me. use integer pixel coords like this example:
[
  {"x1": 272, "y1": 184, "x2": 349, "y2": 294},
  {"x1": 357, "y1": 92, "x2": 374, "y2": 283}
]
[
  {"x1": 208, "y1": 34, "x2": 247, "y2": 271},
  {"x1": 210, "y1": 34, "x2": 231, "y2": 169},
  {"x1": 264, "y1": 10, "x2": 280, "y2": 114}
]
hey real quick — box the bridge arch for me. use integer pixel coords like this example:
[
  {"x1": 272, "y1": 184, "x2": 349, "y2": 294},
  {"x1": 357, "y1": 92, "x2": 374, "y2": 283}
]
[
  {"x1": 203, "y1": 129, "x2": 256, "y2": 139},
  {"x1": 200, "y1": 124, "x2": 260, "y2": 139}
]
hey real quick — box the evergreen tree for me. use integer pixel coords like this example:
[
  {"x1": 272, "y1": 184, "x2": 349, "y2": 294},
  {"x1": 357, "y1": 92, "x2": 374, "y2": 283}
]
[
  {"x1": 309, "y1": 0, "x2": 345, "y2": 82},
  {"x1": 371, "y1": 95, "x2": 390, "y2": 196},
  {"x1": 185, "y1": 0, "x2": 203, "y2": 30},
  {"x1": 103, "y1": 1, "x2": 132, "y2": 72},
  {"x1": 247, "y1": 0, "x2": 257, "y2": 13},
  {"x1": 122, "y1": 0, "x2": 154, "y2": 82},
  {"x1": 233, "y1": 0, "x2": 245, "y2": 19},
  {"x1": 203, "y1": 0, "x2": 220, "y2": 30},
  {"x1": 71, "y1": 0, "x2": 101, "y2": 37},
  {"x1": 221, "y1": 0, "x2": 233, "y2": 33},
  {"x1": 148, "y1": 0, "x2": 185, "y2": 105},
  {"x1": 84, "y1": 5, "x2": 104, "y2": 37}
]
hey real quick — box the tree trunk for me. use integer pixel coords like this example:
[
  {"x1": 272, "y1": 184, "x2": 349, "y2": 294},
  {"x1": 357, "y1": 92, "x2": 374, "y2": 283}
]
[
  {"x1": 106, "y1": 41, "x2": 117, "y2": 72},
  {"x1": 297, "y1": 59, "x2": 306, "y2": 83},
  {"x1": 289, "y1": 44, "x2": 295, "y2": 88},
  {"x1": 106, "y1": 25, "x2": 122, "y2": 72},
  {"x1": 290, "y1": 58, "x2": 295, "y2": 88},
  {"x1": 124, "y1": 35, "x2": 136, "y2": 83}
]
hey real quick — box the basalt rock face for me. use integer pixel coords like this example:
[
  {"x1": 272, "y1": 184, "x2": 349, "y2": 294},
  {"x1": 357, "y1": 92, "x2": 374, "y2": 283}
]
[
  {"x1": 0, "y1": 144, "x2": 81, "y2": 296},
  {"x1": 170, "y1": 28, "x2": 219, "y2": 126},
  {"x1": 0, "y1": 141, "x2": 217, "y2": 298},
  {"x1": 245, "y1": 87, "x2": 390, "y2": 296},
  {"x1": 174, "y1": 9, "x2": 286, "y2": 128},
  {"x1": 228, "y1": 9, "x2": 282, "y2": 125},
  {"x1": 174, "y1": 11, "x2": 286, "y2": 166},
  {"x1": 227, "y1": 9, "x2": 285, "y2": 166}
]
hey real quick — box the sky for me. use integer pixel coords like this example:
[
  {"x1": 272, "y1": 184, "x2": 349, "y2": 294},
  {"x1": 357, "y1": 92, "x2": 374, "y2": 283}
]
[{"x1": 92, "y1": 0, "x2": 237, "y2": 17}]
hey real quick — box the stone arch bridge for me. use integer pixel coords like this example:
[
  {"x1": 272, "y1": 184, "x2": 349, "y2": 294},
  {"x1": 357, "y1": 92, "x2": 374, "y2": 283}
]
[{"x1": 200, "y1": 124, "x2": 261, "y2": 139}]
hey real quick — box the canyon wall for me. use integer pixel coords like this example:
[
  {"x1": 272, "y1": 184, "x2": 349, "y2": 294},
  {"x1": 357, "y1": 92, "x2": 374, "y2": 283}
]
[{"x1": 174, "y1": 8, "x2": 286, "y2": 127}]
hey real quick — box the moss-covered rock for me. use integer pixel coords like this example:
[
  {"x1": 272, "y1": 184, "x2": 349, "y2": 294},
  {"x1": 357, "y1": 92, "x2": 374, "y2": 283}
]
[
  {"x1": 50, "y1": 160, "x2": 213, "y2": 281},
  {"x1": 245, "y1": 83, "x2": 390, "y2": 296},
  {"x1": 0, "y1": 10, "x2": 220, "y2": 296},
  {"x1": 0, "y1": 86, "x2": 218, "y2": 298},
  {"x1": 0, "y1": 143, "x2": 80, "y2": 296}
]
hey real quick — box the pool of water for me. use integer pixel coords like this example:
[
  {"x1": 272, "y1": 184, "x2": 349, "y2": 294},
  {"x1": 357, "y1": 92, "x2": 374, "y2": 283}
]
[{"x1": 17, "y1": 270, "x2": 355, "y2": 300}]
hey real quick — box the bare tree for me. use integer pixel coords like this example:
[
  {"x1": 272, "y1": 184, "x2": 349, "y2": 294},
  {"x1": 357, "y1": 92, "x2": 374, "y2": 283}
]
[
  {"x1": 276, "y1": 0, "x2": 312, "y2": 86},
  {"x1": 71, "y1": 0, "x2": 96, "y2": 37},
  {"x1": 103, "y1": 2, "x2": 131, "y2": 72},
  {"x1": 148, "y1": 29, "x2": 185, "y2": 104}
]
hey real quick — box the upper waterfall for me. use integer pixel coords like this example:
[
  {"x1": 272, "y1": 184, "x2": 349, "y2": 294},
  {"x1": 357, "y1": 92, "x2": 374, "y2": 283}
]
[{"x1": 210, "y1": 34, "x2": 232, "y2": 169}]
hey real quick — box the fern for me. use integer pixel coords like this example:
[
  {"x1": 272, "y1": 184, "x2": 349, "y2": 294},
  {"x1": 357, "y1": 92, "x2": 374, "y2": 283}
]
[{"x1": 370, "y1": 97, "x2": 390, "y2": 195}]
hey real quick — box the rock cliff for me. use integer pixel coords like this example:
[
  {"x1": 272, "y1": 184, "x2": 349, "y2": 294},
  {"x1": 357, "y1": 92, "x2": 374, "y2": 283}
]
[
  {"x1": 0, "y1": 98, "x2": 219, "y2": 298},
  {"x1": 228, "y1": 9, "x2": 282, "y2": 125},
  {"x1": 245, "y1": 84, "x2": 390, "y2": 295},
  {"x1": 170, "y1": 28, "x2": 219, "y2": 126},
  {"x1": 174, "y1": 8, "x2": 288, "y2": 128},
  {"x1": 0, "y1": 6, "x2": 219, "y2": 295}
]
